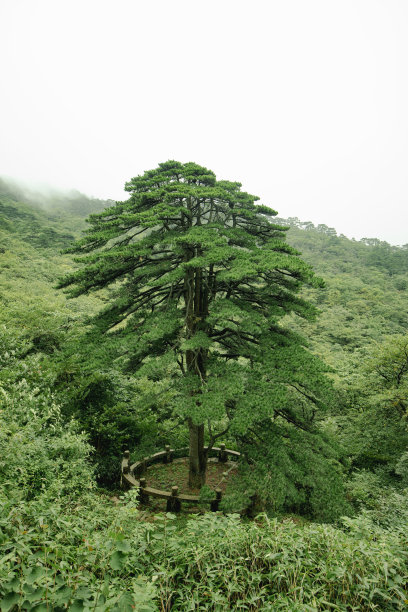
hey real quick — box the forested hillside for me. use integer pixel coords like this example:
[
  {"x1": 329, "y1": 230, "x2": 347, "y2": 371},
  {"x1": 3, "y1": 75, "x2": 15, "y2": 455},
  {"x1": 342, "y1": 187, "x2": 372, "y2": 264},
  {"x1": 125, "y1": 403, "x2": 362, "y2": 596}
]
[
  {"x1": 279, "y1": 217, "x2": 408, "y2": 359},
  {"x1": 1, "y1": 173, "x2": 407, "y2": 611}
]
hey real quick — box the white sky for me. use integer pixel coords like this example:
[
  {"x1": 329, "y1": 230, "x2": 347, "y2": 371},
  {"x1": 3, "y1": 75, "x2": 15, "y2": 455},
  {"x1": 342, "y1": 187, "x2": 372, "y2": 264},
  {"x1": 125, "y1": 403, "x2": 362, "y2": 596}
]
[{"x1": 1, "y1": 0, "x2": 408, "y2": 245}]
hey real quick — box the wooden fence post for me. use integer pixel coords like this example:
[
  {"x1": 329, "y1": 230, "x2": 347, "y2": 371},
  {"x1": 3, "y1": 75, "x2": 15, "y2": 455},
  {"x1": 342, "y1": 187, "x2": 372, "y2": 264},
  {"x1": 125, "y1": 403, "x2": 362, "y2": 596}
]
[
  {"x1": 164, "y1": 445, "x2": 173, "y2": 464},
  {"x1": 166, "y1": 486, "x2": 181, "y2": 512},
  {"x1": 138, "y1": 477, "x2": 149, "y2": 505},
  {"x1": 122, "y1": 450, "x2": 130, "y2": 473},
  {"x1": 140, "y1": 457, "x2": 148, "y2": 475},
  {"x1": 210, "y1": 488, "x2": 222, "y2": 512},
  {"x1": 218, "y1": 443, "x2": 228, "y2": 463},
  {"x1": 121, "y1": 450, "x2": 130, "y2": 488}
]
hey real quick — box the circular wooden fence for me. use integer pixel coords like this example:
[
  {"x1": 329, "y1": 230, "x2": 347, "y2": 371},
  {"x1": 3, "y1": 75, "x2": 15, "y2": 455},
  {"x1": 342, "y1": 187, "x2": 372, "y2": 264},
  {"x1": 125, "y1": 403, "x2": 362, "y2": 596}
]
[{"x1": 121, "y1": 444, "x2": 240, "y2": 512}]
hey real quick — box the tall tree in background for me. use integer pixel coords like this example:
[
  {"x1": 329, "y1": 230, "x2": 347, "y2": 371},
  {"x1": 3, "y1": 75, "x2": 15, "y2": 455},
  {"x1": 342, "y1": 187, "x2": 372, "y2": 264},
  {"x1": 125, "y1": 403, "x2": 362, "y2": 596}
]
[{"x1": 59, "y1": 161, "x2": 329, "y2": 489}]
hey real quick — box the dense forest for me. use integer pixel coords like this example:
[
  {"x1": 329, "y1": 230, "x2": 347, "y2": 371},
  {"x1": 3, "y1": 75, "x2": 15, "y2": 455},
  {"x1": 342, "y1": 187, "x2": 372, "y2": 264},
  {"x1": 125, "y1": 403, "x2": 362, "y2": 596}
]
[{"x1": 1, "y1": 165, "x2": 407, "y2": 611}]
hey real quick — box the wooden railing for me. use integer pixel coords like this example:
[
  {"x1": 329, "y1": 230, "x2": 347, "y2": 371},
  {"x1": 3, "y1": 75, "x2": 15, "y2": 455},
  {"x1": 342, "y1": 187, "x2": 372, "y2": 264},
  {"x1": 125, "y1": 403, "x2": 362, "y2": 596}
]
[{"x1": 121, "y1": 444, "x2": 240, "y2": 512}]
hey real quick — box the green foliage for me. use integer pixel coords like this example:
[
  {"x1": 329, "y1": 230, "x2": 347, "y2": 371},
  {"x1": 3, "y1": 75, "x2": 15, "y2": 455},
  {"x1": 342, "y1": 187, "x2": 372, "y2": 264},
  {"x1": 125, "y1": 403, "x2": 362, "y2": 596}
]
[
  {"x1": 59, "y1": 370, "x2": 161, "y2": 485},
  {"x1": 221, "y1": 423, "x2": 349, "y2": 522},
  {"x1": 274, "y1": 219, "x2": 408, "y2": 503},
  {"x1": 198, "y1": 484, "x2": 216, "y2": 504},
  {"x1": 0, "y1": 363, "x2": 95, "y2": 502},
  {"x1": 155, "y1": 512, "x2": 408, "y2": 611},
  {"x1": 0, "y1": 490, "x2": 157, "y2": 611},
  {"x1": 365, "y1": 334, "x2": 408, "y2": 416},
  {"x1": 339, "y1": 401, "x2": 407, "y2": 472},
  {"x1": 345, "y1": 470, "x2": 387, "y2": 510},
  {"x1": 0, "y1": 196, "x2": 75, "y2": 248},
  {"x1": 3, "y1": 493, "x2": 408, "y2": 611},
  {"x1": 330, "y1": 337, "x2": 408, "y2": 475}
]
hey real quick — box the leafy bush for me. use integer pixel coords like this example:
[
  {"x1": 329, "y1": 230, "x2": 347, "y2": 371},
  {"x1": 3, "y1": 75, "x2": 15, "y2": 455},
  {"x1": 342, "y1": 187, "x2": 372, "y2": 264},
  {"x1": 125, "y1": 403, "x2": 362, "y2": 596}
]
[
  {"x1": 0, "y1": 372, "x2": 157, "y2": 611},
  {"x1": 359, "y1": 487, "x2": 408, "y2": 533},
  {"x1": 345, "y1": 469, "x2": 385, "y2": 510},
  {"x1": 58, "y1": 370, "x2": 163, "y2": 486},
  {"x1": 0, "y1": 489, "x2": 157, "y2": 611},
  {"x1": 0, "y1": 378, "x2": 94, "y2": 503}
]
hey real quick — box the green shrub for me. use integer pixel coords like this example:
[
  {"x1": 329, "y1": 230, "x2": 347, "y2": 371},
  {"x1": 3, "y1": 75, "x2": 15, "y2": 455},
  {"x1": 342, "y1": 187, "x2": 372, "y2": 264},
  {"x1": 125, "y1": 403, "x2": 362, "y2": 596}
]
[
  {"x1": 0, "y1": 489, "x2": 157, "y2": 611},
  {"x1": 0, "y1": 376, "x2": 157, "y2": 611},
  {"x1": 345, "y1": 469, "x2": 385, "y2": 510},
  {"x1": 0, "y1": 383, "x2": 94, "y2": 503}
]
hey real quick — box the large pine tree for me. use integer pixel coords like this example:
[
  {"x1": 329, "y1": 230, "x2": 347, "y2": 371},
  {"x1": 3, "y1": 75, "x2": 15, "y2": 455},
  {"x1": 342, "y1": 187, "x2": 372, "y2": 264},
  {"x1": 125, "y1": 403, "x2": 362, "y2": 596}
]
[{"x1": 59, "y1": 161, "x2": 330, "y2": 489}]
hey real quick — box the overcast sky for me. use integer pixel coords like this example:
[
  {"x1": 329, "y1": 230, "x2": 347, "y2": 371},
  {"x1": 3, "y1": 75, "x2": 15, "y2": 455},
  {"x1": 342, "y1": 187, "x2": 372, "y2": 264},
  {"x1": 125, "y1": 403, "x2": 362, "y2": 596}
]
[{"x1": 1, "y1": 0, "x2": 407, "y2": 244}]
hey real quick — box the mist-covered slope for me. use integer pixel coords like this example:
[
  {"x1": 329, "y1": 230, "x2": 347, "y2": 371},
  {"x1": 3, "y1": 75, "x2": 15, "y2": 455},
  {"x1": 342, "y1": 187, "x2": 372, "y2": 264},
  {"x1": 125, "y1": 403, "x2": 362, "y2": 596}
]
[
  {"x1": 0, "y1": 177, "x2": 105, "y2": 356},
  {"x1": 0, "y1": 176, "x2": 111, "y2": 248}
]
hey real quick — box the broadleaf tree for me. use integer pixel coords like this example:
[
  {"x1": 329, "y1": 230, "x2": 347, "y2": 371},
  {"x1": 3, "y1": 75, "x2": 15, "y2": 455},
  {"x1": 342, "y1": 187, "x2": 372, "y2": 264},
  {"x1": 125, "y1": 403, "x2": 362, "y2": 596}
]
[{"x1": 59, "y1": 161, "x2": 332, "y2": 489}]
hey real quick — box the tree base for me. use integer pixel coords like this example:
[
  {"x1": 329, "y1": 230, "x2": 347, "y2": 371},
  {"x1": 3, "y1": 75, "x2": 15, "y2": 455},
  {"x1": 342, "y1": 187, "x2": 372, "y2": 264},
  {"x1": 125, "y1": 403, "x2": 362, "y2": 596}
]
[{"x1": 188, "y1": 470, "x2": 206, "y2": 490}]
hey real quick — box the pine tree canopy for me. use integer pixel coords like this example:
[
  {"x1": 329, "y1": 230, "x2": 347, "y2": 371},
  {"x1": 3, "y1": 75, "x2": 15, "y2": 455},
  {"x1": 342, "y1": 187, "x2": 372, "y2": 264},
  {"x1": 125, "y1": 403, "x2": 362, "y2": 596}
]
[{"x1": 58, "y1": 160, "x2": 332, "y2": 488}]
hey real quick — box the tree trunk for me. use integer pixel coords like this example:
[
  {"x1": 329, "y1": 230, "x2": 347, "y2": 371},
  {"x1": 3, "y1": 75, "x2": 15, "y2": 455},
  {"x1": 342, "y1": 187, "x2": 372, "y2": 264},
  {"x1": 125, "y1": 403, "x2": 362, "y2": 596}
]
[
  {"x1": 188, "y1": 419, "x2": 206, "y2": 488},
  {"x1": 184, "y1": 223, "x2": 209, "y2": 489}
]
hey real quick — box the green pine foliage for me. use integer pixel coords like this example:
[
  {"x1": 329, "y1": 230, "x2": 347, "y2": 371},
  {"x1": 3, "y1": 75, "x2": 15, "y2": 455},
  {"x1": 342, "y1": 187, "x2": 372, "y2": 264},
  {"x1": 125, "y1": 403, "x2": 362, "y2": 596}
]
[{"x1": 57, "y1": 161, "x2": 342, "y2": 502}]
